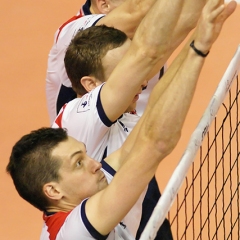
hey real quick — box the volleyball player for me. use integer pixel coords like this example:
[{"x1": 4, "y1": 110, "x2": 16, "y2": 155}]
[{"x1": 46, "y1": 0, "x2": 156, "y2": 125}]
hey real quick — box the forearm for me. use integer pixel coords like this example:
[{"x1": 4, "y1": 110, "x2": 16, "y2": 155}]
[
  {"x1": 144, "y1": 0, "x2": 206, "y2": 82},
  {"x1": 143, "y1": 48, "x2": 205, "y2": 154},
  {"x1": 97, "y1": 0, "x2": 156, "y2": 39},
  {"x1": 145, "y1": 32, "x2": 197, "y2": 110},
  {"x1": 132, "y1": 0, "x2": 185, "y2": 63},
  {"x1": 172, "y1": 0, "x2": 206, "y2": 43}
]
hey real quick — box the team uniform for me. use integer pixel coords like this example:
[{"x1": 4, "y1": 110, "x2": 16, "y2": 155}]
[
  {"x1": 40, "y1": 161, "x2": 135, "y2": 240},
  {"x1": 52, "y1": 83, "x2": 140, "y2": 162}
]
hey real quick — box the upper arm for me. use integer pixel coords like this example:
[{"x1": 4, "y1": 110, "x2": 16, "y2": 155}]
[
  {"x1": 85, "y1": 135, "x2": 158, "y2": 236},
  {"x1": 99, "y1": 44, "x2": 156, "y2": 122}
]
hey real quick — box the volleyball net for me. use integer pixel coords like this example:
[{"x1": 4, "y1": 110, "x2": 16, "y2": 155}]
[{"x1": 140, "y1": 45, "x2": 240, "y2": 240}]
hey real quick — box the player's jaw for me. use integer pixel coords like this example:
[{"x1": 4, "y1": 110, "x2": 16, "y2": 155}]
[{"x1": 98, "y1": 170, "x2": 108, "y2": 189}]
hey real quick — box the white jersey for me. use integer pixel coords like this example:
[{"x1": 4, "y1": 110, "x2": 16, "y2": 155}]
[
  {"x1": 40, "y1": 161, "x2": 135, "y2": 240},
  {"x1": 136, "y1": 64, "x2": 166, "y2": 115},
  {"x1": 52, "y1": 83, "x2": 139, "y2": 162},
  {"x1": 40, "y1": 200, "x2": 134, "y2": 240},
  {"x1": 46, "y1": 14, "x2": 105, "y2": 124}
]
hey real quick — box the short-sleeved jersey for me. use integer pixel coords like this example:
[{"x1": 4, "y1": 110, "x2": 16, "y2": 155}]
[
  {"x1": 52, "y1": 83, "x2": 139, "y2": 162},
  {"x1": 46, "y1": 12, "x2": 105, "y2": 124},
  {"x1": 41, "y1": 202, "x2": 133, "y2": 240},
  {"x1": 40, "y1": 161, "x2": 135, "y2": 240}
]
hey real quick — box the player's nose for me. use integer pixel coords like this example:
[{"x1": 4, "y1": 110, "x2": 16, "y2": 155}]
[{"x1": 88, "y1": 157, "x2": 102, "y2": 173}]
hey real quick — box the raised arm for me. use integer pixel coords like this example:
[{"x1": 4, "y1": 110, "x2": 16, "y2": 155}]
[
  {"x1": 99, "y1": 0, "x2": 186, "y2": 122},
  {"x1": 111, "y1": 0, "x2": 237, "y2": 160},
  {"x1": 85, "y1": 0, "x2": 236, "y2": 235}
]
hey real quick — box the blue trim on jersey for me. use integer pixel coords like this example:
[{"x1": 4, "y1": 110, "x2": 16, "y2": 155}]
[
  {"x1": 101, "y1": 160, "x2": 116, "y2": 177},
  {"x1": 101, "y1": 147, "x2": 108, "y2": 162},
  {"x1": 82, "y1": 0, "x2": 92, "y2": 15},
  {"x1": 81, "y1": 199, "x2": 110, "y2": 240},
  {"x1": 92, "y1": 16, "x2": 105, "y2": 26},
  {"x1": 57, "y1": 85, "x2": 76, "y2": 115},
  {"x1": 96, "y1": 85, "x2": 114, "y2": 127},
  {"x1": 81, "y1": 0, "x2": 105, "y2": 24}
]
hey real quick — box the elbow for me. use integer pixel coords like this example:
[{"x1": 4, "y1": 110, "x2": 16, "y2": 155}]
[
  {"x1": 154, "y1": 131, "x2": 182, "y2": 158},
  {"x1": 137, "y1": 45, "x2": 167, "y2": 67}
]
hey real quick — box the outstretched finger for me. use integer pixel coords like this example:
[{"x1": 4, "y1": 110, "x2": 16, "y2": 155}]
[
  {"x1": 209, "y1": 4, "x2": 225, "y2": 22},
  {"x1": 222, "y1": 1, "x2": 237, "y2": 20},
  {"x1": 214, "y1": 1, "x2": 237, "y2": 24}
]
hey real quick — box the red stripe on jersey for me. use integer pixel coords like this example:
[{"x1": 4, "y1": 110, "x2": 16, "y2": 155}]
[
  {"x1": 54, "y1": 104, "x2": 67, "y2": 128},
  {"x1": 56, "y1": 9, "x2": 85, "y2": 43},
  {"x1": 129, "y1": 109, "x2": 137, "y2": 115},
  {"x1": 43, "y1": 211, "x2": 72, "y2": 240}
]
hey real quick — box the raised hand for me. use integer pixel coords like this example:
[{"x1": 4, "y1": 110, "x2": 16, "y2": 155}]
[{"x1": 194, "y1": 0, "x2": 237, "y2": 54}]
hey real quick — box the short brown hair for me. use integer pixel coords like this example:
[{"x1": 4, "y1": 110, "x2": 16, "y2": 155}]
[
  {"x1": 6, "y1": 128, "x2": 68, "y2": 211},
  {"x1": 64, "y1": 25, "x2": 128, "y2": 96}
]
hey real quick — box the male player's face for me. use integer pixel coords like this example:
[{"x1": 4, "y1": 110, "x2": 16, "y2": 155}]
[
  {"x1": 102, "y1": 38, "x2": 147, "y2": 112},
  {"x1": 51, "y1": 137, "x2": 108, "y2": 207}
]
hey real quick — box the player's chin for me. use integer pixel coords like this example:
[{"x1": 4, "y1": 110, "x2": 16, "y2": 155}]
[
  {"x1": 99, "y1": 179, "x2": 108, "y2": 190},
  {"x1": 125, "y1": 101, "x2": 137, "y2": 113},
  {"x1": 129, "y1": 101, "x2": 137, "y2": 110}
]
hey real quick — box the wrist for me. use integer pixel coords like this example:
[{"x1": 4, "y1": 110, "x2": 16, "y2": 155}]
[{"x1": 190, "y1": 40, "x2": 209, "y2": 58}]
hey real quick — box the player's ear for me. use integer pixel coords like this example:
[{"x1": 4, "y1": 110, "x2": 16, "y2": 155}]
[
  {"x1": 96, "y1": 0, "x2": 111, "y2": 14},
  {"x1": 81, "y1": 76, "x2": 101, "y2": 92},
  {"x1": 43, "y1": 182, "x2": 63, "y2": 200}
]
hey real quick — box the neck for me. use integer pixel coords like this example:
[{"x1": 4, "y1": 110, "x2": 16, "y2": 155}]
[
  {"x1": 45, "y1": 202, "x2": 77, "y2": 213},
  {"x1": 90, "y1": 4, "x2": 100, "y2": 14}
]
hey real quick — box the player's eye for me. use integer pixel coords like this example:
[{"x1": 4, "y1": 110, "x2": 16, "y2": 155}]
[{"x1": 76, "y1": 160, "x2": 82, "y2": 167}]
